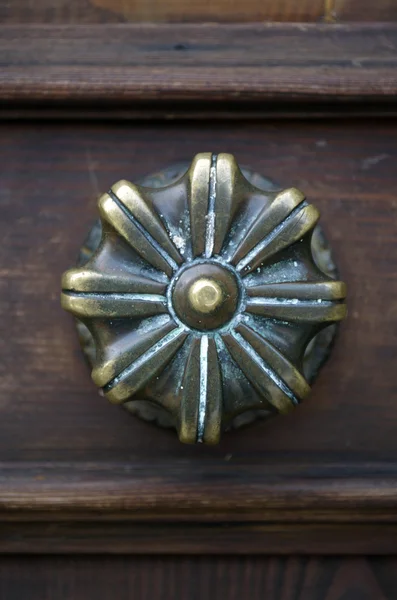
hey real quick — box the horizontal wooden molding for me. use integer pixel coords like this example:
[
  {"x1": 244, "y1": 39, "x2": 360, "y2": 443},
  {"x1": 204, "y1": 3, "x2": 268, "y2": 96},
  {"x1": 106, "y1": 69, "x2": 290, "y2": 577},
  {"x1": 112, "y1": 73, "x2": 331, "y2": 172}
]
[
  {"x1": 0, "y1": 461, "x2": 396, "y2": 554},
  {"x1": 2, "y1": 521, "x2": 397, "y2": 555},
  {"x1": 0, "y1": 23, "x2": 397, "y2": 118},
  {"x1": 2, "y1": 461, "x2": 397, "y2": 521}
]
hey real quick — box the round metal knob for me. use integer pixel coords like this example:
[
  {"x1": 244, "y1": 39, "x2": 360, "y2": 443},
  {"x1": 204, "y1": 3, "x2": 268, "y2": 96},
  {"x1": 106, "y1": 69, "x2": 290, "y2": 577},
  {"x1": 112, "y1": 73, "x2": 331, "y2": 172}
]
[{"x1": 61, "y1": 153, "x2": 347, "y2": 444}]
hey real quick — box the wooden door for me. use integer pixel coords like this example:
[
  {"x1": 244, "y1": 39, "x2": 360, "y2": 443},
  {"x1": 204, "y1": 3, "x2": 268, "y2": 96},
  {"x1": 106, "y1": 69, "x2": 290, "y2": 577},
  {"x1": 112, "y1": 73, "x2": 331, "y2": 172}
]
[{"x1": 1, "y1": 3, "x2": 397, "y2": 598}]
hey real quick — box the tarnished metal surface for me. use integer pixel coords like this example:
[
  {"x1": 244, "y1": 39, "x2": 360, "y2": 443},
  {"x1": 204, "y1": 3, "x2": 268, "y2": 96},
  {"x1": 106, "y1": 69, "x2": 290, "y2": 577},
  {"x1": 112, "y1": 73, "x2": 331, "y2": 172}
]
[{"x1": 61, "y1": 154, "x2": 347, "y2": 444}]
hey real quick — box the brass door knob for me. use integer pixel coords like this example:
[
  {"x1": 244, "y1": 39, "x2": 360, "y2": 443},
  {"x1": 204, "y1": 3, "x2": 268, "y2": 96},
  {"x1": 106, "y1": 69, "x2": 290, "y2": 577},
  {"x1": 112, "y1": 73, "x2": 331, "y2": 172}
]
[{"x1": 61, "y1": 153, "x2": 347, "y2": 444}]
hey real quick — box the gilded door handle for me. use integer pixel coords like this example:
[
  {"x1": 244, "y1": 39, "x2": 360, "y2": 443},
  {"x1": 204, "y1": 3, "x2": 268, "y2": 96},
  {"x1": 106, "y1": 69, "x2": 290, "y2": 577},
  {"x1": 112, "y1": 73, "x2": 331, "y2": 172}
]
[{"x1": 61, "y1": 153, "x2": 347, "y2": 444}]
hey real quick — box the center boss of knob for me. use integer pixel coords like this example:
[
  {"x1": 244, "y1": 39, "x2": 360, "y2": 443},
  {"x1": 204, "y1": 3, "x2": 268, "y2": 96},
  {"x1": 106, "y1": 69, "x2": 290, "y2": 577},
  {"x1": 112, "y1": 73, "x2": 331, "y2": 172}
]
[
  {"x1": 171, "y1": 263, "x2": 239, "y2": 331},
  {"x1": 188, "y1": 278, "x2": 223, "y2": 313}
]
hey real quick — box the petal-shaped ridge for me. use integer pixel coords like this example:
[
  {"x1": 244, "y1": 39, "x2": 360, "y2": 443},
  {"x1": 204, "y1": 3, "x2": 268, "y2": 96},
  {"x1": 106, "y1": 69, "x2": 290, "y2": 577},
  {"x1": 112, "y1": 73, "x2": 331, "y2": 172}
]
[
  {"x1": 99, "y1": 190, "x2": 178, "y2": 277},
  {"x1": 62, "y1": 267, "x2": 167, "y2": 295},
  {"x1": 212, "y1": 153, "x2": 244, "y2": 256},
  {"x1": 237, "y1": 203, "x2": 320, "y2": 275},
  {"x1": 230, "y1": 187, "x2": 305, "y2": 265},
  {"x1": 187, "y1": 153, "x2": 212, "y2": 257},
  {"x1": 104, "y1": 327, "x2": 188, "y2": 404},
  {"x1": 178, "y1": 336, "x2": 222, "y2": 444},
  {"x1": 92, "y1": 317, "x2": 176, "y2": 387},
  {"x1": 246, "y1": 297, "x2": 347, "y2": 323},
  {"x1": 222, "y1": 329, "x2": 300, "y2": 413},
  {"x1": 61, "y1": 291, "x2": 167, "y2": 319},
  {"x1": 247, "y1": 281, "x2": 347, "y2": 301},
  {"x1": 236, "y1": 323, "x2": 310, "y2": 401},
  {"x1": 112, "y1": 180, "x2": 183, "y2": 266}
]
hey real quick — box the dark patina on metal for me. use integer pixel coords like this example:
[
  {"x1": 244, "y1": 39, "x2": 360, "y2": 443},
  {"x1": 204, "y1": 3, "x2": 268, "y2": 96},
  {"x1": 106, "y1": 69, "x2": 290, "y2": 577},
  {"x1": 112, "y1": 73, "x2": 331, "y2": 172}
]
[{"x1": 61, "y1": 154, "x2": 347, "y2": 444}]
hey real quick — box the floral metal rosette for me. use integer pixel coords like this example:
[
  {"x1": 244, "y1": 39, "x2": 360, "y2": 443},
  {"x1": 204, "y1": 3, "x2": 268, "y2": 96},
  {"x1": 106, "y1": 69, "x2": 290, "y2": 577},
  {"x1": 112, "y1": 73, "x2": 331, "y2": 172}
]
[{"x1": 61, "y1": 153, "x2": 347, "y2": 444}]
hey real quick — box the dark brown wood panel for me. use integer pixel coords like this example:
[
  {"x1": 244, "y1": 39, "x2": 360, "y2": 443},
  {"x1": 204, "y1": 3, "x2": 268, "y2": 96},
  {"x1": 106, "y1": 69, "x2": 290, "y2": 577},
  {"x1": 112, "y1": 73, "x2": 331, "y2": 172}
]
[
  {"x1": 0, "y1": 0, "x2": 336, "y2": 24},
  {"x1": 1, "y1": 24, "x2": 397, "y2": 118},
  {"x1": 70, "y1": 0, "x2": 326, "y2": 24},
  {"x1": 1, "y1": 0, "x2": 397, "y2": 23},
  {"x1": 0, "y1": 556, "x2": 396, "y2": 600},
  {"x1": 1, "y1": 520, "x2": 397, "y2": 555},
  {"x1": 1, "y1": 118, "x2": 397, "y2": 552},
  {"x1": 335, "y1": 0, "x2": 397, "y2": 22},
  {"x1": 2, "y1": 118, "x2": 396, "y2": 462},
  {"x1": 0, "y1": 0, "x2": 122, "y2": 24}
]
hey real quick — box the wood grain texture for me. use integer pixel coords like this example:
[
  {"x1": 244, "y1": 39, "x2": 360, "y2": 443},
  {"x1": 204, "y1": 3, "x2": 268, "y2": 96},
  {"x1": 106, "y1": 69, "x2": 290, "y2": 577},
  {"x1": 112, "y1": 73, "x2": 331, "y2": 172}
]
[
  {"x1": 1, "y1": 0, "x2": 397, "y2": 23},
  {"x1": 334, "y1": 0, "x2": 397, "y2": 22},
  {"x1": 1, "y1": 462, "x2": 397, "y2": 522},
  {"x1": 1, "y1": 24, "x2": 397, "y2": 118},
  {"x1": 1, "y1": 118, "x2": 397, "y2": 552},
  {"x1": 0, "y1": 556, "x2": 396, "y2": 599},
  {"x1": 2, "y1": 521, "x2": 397, "y2": 555},
  {"x1": 89, "y1": 0, "x2": 326, "y2": 23},
  {"x1": 2, "y1": 119, "x2": 397, "y2": 461},
  {"x1": 0, "y1": 0, "x2": 337, "y2": 24}
]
